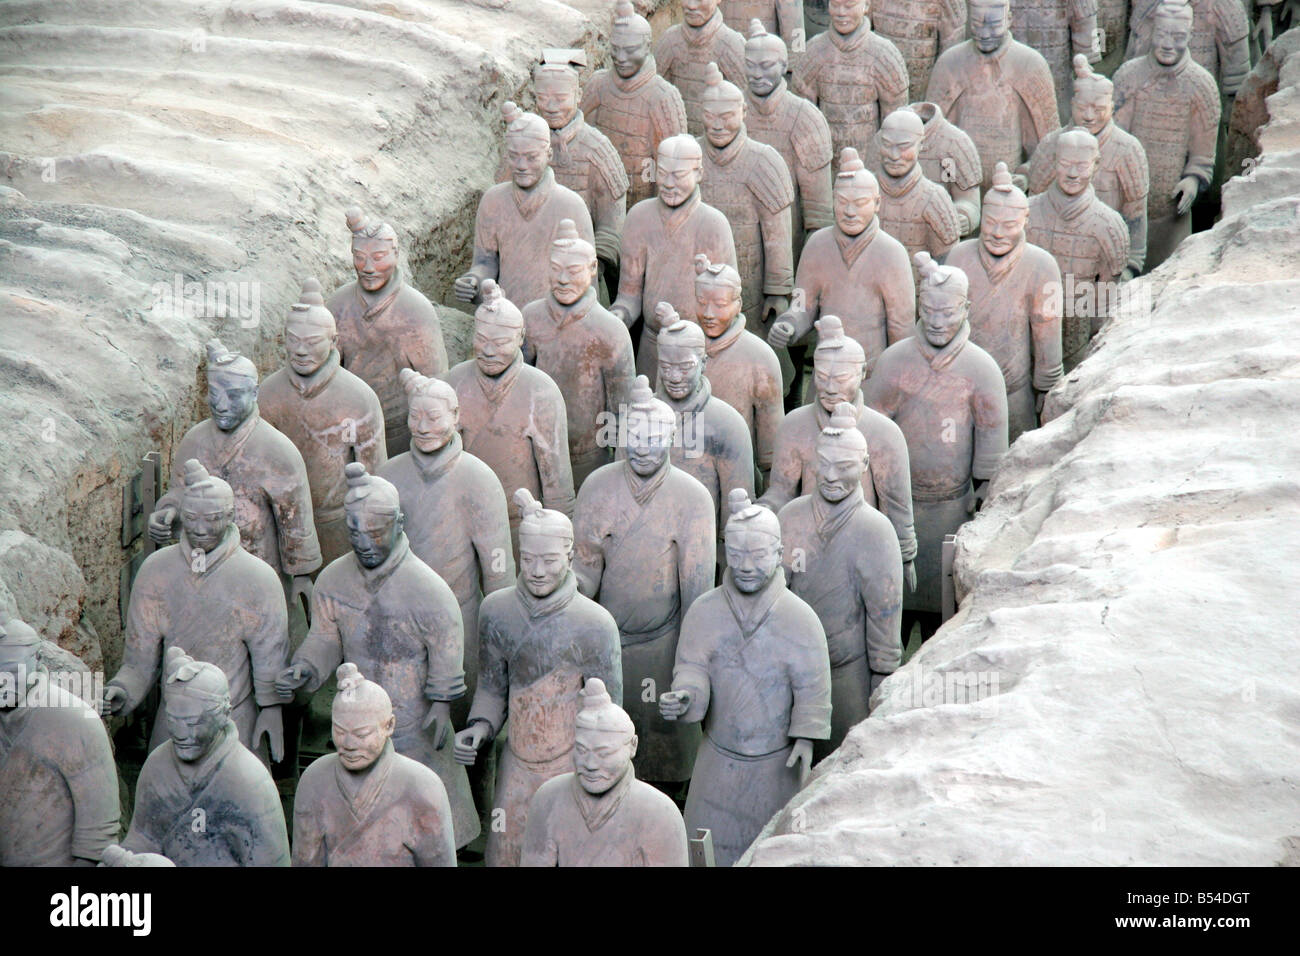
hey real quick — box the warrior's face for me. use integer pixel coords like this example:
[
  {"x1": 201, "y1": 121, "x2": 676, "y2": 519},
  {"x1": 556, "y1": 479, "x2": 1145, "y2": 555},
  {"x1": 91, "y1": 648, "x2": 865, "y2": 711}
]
[
  {"x1": 473, "y1": 322, "x2": 524, "y2": 378},
  {"x1": 658, "y1": 342, "x2": 706, "y2": 402},
  {"x1": 506, "y1": 137, "x2": 552, "y2": 190},
  {"x1": 207, "y1": 373, "x2": 257, "y2": 433},
  {"x1": 519, "y1": 535, "x2": 573, "y2": 598},
  {"x1": 835, "y1": 186, "x2": 879, "y2": 237},
  {"x1": 285, "y1": 316, "x2": 336, "y2": 377},
  {"x1": 573, "y1": 726, "x2": 636, "y2": 795},
  {"x1": 346, "y1": 507, "x2": 403, "y2": 569},
  {"x1": 353, "y1": 237, "x2": 397, "y2": 293},
  {"x1": 745, "y1": 48, "x2": 786, "y2": 98},
  {"x1": 549, "y1": 246, "x2": 596, "y2": 305},
  {"x1": 408, "y1": 393, "x2": 458, "y2": 455},
  {"x1": 981, "y1": 203, "x2": 1028, "y2": 256},
  {"x1": 534, "y1": 72, "x2": 579, "y2": 130},
  {"x1": 1152, "y1": 13, "x2": 1192, "y2": 66},
  {"x1": 695, "y1": 282, "x2": 741, "y2": 339},
  {"x1": 816, "y1": 446, "x2": 867, "y2": 503},
  {"x1": 164, "y1": 693, "x2": 228, "y2": 763},
  {"x1": 970, "y1": 0, "x2": 1010, "y2": 53},
  {"x1": 702, "y1": 98, "x2": 744, "y2": 150},
  {"x1": 656, "y1": 153, "x2": 702, "y2": 207},
  {"x1": 879, "y1": 126, "x2": 922, "y2": 179},
  {"x1": 1072, "y1": 87, "x2": 1113, "y2": 135},
  {"x1": 681, "y1": 0, "x2": 718, "y2": 28},
  {"x1": 829, "y1": 0, "x2": 867, "y2": 36},
  {"x1": 919, "y1": 291, "x2": 969, "y2": 348},
  {"x1": 814, "y1": 356, "x2": 865, "y2": 413},
  {"x1": 180, "y1": 489, "x2": 234, "y2": 554},
  {"x1": 611, "y1": 33, "x2": 651, "y2": 78},
  {"x1": 332, "y1": 709, "x2": 395, "y2": 772},
  {"x1": 1056, "y1": 141, "x2": 1099, "y2": 197},
  {"x1": 625, "y1": 411, "x2": 675, "y2": 477},
  {"x1": 725, "y1": 528, "x2": 783, "y2": 593}
]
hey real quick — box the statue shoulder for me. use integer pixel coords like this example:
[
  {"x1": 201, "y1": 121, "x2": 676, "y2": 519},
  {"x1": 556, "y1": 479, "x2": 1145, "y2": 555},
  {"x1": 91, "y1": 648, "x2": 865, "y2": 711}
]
[
  {"x1": 789, "y1": 99, "x2": 835, "y2": 170},
  {"x1": 744, "y1": 139, "x2": 797, "y2": 212},
  {"x1": 580, "y1": 123, "x2": 631, "y2": 196}
]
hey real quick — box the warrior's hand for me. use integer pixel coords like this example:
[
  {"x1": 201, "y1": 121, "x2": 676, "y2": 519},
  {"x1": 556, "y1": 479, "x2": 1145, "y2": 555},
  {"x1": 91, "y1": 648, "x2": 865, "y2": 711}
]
[
  {"x1": 762, "y1": 295, "x2": 791, "y2": 328},
  {"x1": 253, "y1": 705, "x2": 285, "y2": 763},
  {"x1": 147, "y1": 506, "x2": 177, "y2": 546},
  {"x1": 1173, "y1": 176, "x2": 1200, "y2": 217},
  {"x1": 98, "y1": 684, "x2": 128, "y2": 717},
  {"x1": 786, "y1": 738, "x2": 814, "y2": 787},
  {"x1": 971, "y1": 480, "x2": 991, "y2": 513},
  {"x1": 453, "y1": 721, "x2": 490, "y2": 765},
  {"x1": 274, "y1": 662, "x2": 313, "y2": 702},
  {"x1": 422, "y1": 699, "x2": 452, "y2": 750},
  {"x1": 658, "y1": 688, "x2": 691, "y2": 720},
  {"x1": 453, "y1": 272, "x2": 480, "y2": 303},
  {"x1": 903, "y1": 560, "x2": 917, "y2": 594},
  {"x1": 768, "y1": 318, "x2": 797, "y2": 349}
]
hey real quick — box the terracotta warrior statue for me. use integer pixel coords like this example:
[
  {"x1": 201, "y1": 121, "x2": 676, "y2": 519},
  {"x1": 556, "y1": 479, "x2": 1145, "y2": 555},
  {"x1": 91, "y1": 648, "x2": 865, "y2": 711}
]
[
  {"x1": 107, "y1": 460, "x2": 288, "y2": 758},
  {"x1": 276, "y1": 463, "x2": 479, "y2": 850},
  {"x1": 123, "y1": 647, "x2": 289, "y2": 866},
  {"x1": 792, "y1": 0, "x2": 910, "y2": 162},
  {"x1": 446, "y1": 280, "x2": 575, "y2": 552},
  {"x1": 761, "y1": 316, "x2": 917, "y2": 581},
  {"x1": 261, "y1": 278, "x2": 387, "y2": 564},
  {"x1": 660, "y1": 489, "x2": 832, "y2": 867},
  {"x1": 149, "y1": 339, "x2": 320, "y2": 604},
  {"x1": 573, "y1": 376, "x2": 716, "y2": 784},
  {"x1": 583, "y1": 1, "x2": 689, "y2": 209},
  {"x1": 692, "y1": 254, "x2": 785, "y2": 485},
  {"x1": 1028, "y1": 56, "x2": 1150, "y2": 280},
  {"x1": 1113, "y1": 0, "x2": 1220, "y2": 269},
  {"x1": 613, "y1": 134, "x2": 736, "y2": 378},
  {"x1": 1010, "y1": 0, "x2": 1102, "y2": 124},
  {"x1": 498, "y1": 50, "x2": 629, "y2": 285},
  {"x1": 948, "y1": 163, "x2": 1064, "y2": 442},
  {"x1": 723, "y1": 1, "x2": 806, "y2": 61},
  {"x1": 778, "y1": 402, "x2": 902, "y2": 756},
  {"x1": 521, "y1": 219, "x2": 635, "y2": 489},
  {"x1": 521, "y1": 677, "x2": 690, "y2": 866},
  {"x1": 769, "y1": 150, "x2": 914, "y2": 374},
  {"x1": 865, "y1": 101, "x2": 982, "y2": 237},
  {"x1": 925, "y1": 0, "x2": 1060, "y2": 191},
  {"x1": 1026, "y1": 129, "x2": 1129, "y2": 371},
  {"x1": 864, "y1": 253, "x2": 1008, "y2": 639},
  {"x1": 1125, "y1": 0, "x2": 1250, "y2": 98},
  {"x1": 454, "y1": 490, "x2": 622, "y2": 868},
  {"x1": 327, "y1": 207, "x2": 448, "y2": 459},
  {"x1": 455, "y1": 101, "x2": 595, "y2": 310},
  {"x1": 656, "y1": 0, "x2": 748, "y2": 134},
  {"x1": 873, "y1": 110, "x2": 962, "y2": 280},
  {"x1": 656, "y1": 310, "x2": 756, "y2": 563},
  {"x1": 872, "y1": 0, "x2": 966, "y2": 101},
  {"x1": 0, "y1": 618, "x2": 119, "y2": 866},
  {"x1": 293, "y1": 663, "x2": 456, "y2": 867}
]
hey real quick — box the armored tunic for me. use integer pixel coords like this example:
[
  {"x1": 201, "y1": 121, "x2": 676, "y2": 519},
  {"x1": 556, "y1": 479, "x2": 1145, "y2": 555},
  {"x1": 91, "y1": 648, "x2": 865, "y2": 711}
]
[
  {"x1": 947, "y1": 235, "x2": 1064, "y2": 441},
  {"x1": 698, "y1": 130, "x2": 796, "y2": 322},
  {"x1": 673, "y1": 569, "x2": 832, "y2": 867},
  {"x1": 327, "y1": 271, "x2": 447, "y2": 458},
  {"x1": 1028, "y1": 121, "x2": 1150, "y2": 274},
  {"x1": 1027, "y1": 183, "x2": 1129, "y2": 369},
  {"x1": 573, "y1": 460, "x2": 716, "y2": 781},
  {"x1": 760, "y1": 391, "x2": 917, "y2": 562},
  {"x1": 1125, "y1": 0, "x2": 1251, "y2": 95},
  {"x1": 872, "y1": 0, "x2": 967, "y2": 101},
  {"x1": 926, "y1": 35, "x2": 1061, "y2": 190},
  {"x1": 582, "y1": 57, "x2": 689, "y2": 208},
  {"x1": 521, "y1": 287, "x2": 636, "y2": 488},
  {"x1": 618, "y1": 189, "x2": 737, "y2": 378},
  {"x1": 876, "y1": 163, "x2": 962, "y2": 280},
  {"x1": 0, "y1": 672, "x2": 119, "y2": 866},
  {"x1": 655, "y1": 9, "x2": 748, "y2": 134},
  {"x1": 866, "y1": 101, "x2": 983, "y2": 234},
  {"x1": 156, "y1": 411, "x2": 321, "y2": 579},
  {"x1": 470, "y1": 571, "x2": 623, "y2": 867},
  {"x1": 703, "y1": 315, "x2": 785, "y2": 476},
  {"x1": 293, "y1": 536, "x2": 479, "y2": 848},
  {"x1": 260, "y1": 350, "x2": 387, "y2": 564},
  {"x1": 293, "y1": 742, "x2": 456, "y2": 867},
  {"x1": 722, "y1": 0, "x2": 805, "y2": 54},
  {"x1": 1011, "y1": 0, "x2": 1101, "y2": 123},
  {"x1": 793, "y1": 18, "x2": 911, "y2": 162},
  {"x1": 865, "y1": 323, "x2": 1008, "y2": 613},
  {"x1": 779, "y1": 485, "x2": 903, "y2": 754}
]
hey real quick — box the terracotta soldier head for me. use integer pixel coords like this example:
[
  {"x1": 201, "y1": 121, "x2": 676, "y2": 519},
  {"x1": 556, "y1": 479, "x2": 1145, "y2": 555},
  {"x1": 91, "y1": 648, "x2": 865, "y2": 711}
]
[
  {"x1": 179, "y1": 459, "x2": 235, "y2": 554},
  {"x1": 701, "y1": 62, "x2": 745, "y2": 151},
  {"x1": 1152, "y1": 0, "x2": 1194, "y2": 67},
  {"x1": 1070, "y1": 55, "x2": 1114, "y2": 137},
  {"x1": 969, "y1": 0, "x2": 1012, "y2": 54},
  {"x1": 1055, "y1": 128, "x2": 1101, "y2": 197},
  {"x1": 473, "y1": 279, "x2": 525, "y2": 378},
  {"x1": 656, "y1": 307, "x2": 709, "y2": 402},
  {"x1": 610, "y1": 0, "x2": 654, "y2": 79},
  {"x1": 623, "y1": 374, "x2": 677, "y2": 476},
  {"x1": 550, "y1": 218, "x2": 598, "y2": 306},
  {"x1": 915, "y1": 251, "x2": 970, "y2": 348},
  {"x1": 693, "y1": 253, "x2": 744, "y2": 339},
  {"x1": 342, "y1": 462, "x2": 404, "y2": 569},
  {"x1": 744, "y1": 20, "x2": 787, "y2": 99},
  {"x1": 534, "y1": 49, "x2": 586, "y2": 131},
  {"x1": 828, "y1": 0, "x2": 869, "y2": 37},
  {"x1": 332, "y1": 662, "x2": 396, "y2": 773},
  {"x1": 878, "y1": 108, "x2": 925, "y2": 180},
  {"x1": 816, "y1": 401, "x2": 869, "y2": 503},
  {"x1": 514, "y1": 489, "x2": 575, "y2": 598},
  {"x1": 502, "y1": 101, "x2": 554, "y2": 190},
  {"x1": 981, "y1": 161, "x2": 1029, "y2": 256},
  {"x1": 573, "y1": 676, "x2": 637, "y2": 794},
  {"x1": 345, "y1": 207, "x2": 399, "y2": 294},
  {"x1": 161, "y1": 646, "x2": 232, "y2": 763},
  {"x1": 399, "y1": 369, "x2": 459, "y2": 455},
  {"x1": 655, "y1": 135, "x2": 704, "y2": 209},
  {"x1": 682, "y1": 0, "x2": 721, "y2": 29},
  {"x1": 285, "y1": 278, "x2": 338, "y2": 378},
  {"x1": 0, "y1": 618, "x2": 41, "y2": 699},
  {"x1": 834, "y1": 148, "x2": 880, "y2": 238},
  {"x1": 205, "y1": 338, "x2": 258, "y2": 433},
  {"x1": 724, "y1": 489, "x2": 783, "y2": 592},
  {"x1": 812, "y1": 316, "x2": 868, "y2": 413}
]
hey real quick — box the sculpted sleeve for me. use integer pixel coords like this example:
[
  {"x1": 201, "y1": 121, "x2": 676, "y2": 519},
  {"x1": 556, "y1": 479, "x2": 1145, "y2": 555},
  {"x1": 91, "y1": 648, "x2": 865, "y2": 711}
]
[
  {"x1": 1115, "y1": 136, "x2": 1150, "y2": 273},
  {"x1": 267, "y1": 445, "x2": 322, "y2": 576},
  {"x1": 64, "y1": 709, "x2": 121, "y2": 861},
  {"x1": 472, "y1": 481, "x2": 516, "y2": 596},
  {"x1": 671, "y1": 599, "x2": 714, "y2": 722},
  {"x1": 410, "y1": 776, "x2": 457, "y2": 867},
  {"x1": 1026, "y1": 132, "x2": 1059, "y2": 196},
  {"x1": 882, "y1": 241, "x2": 918, "y2": 345},
  {"x1": 402, "y1": 301, "x2": 450, "y2": 378},
  {"x1": 867, "y1": 413, "x2": 918, "y2": 562},
  {"x1": 752, "y1": 151, "x2": 797, "y2": 296},
  {"x1": 715, "y1": 418, "x2": 757, "y2": 523},
  {"x1": 467, "y1": 608, "x2": 509, "y2": 736},
  {"x1": 1186, "y1": 72, "x2": 1223, "y2": 189},
  {"x1": 354, "y1": 385, "x2": 389, "y2": 474},
  {"x1": 1069, "y1": 0, "x2": 1102, "y2": 62},
  {"x1": 938, "y1": 0, "x2": 967, "y2": 53},
  {"x1": 650, "y1": 82, "x2": 690, "y2": 145},
  {"x1": 924, "y1": 47, "x2": 962, "y2": 115},
  {"x1": 790, "y1": 105, "x2": 835, "y2": 231},
  {"x1": 678, "y1": 481, "x2": 717, "y2": 617},
  {"x1": 786, "y1": 605, "x2": 832, "y2": 740},
  {"x1": 113, "y1": 563, "x2": 166, "y2": 711},
  {"x1": 530, "y1": 377, "x2": 577, "y2": 519},
  {"x1": 922, "y1": 188, "x2": 962, "y2": 257},
  {"x1": 245, "y1": 575, "x2": 290, "y2": 708},
  {"x1": 863, "y1": 350, "x2": 904, "y2": 419},
  {"x1": 753, "y1": 346, "x2": 786, "y2": 473},
  {"x1": 970, "y1": 356, "x2": 1010, "y2": 480},
  {"x1": 872, "y1": 36, "x2": 911, "y2": 118},
  {"x1": 1029, "y1": 255, "x2": 1065, "y2": 393},
  {"x1": 290, "y1": 776, "x2": 326, "y2": 867},
  {"x1": 758, "y1": 420, "x2": 804, "y2": 512},
  {"x1": 860, "y1": 532, "x2": 904, "y2": 676},
  {"x1": 604, "y1": 328, "x2": 637, "y2": 424},
  {"x1": 418, "y1": 579, "x2": 467, "y2": 703},
  {"x1": 571, "y1": 481, "x2": 608, "y2": 599},
  {"x1": 1215, "y1": 0, "x2": 1251, "y2": 96},
  {"x1": 588, "y1": 134, "x2": 630, "y2": 266},
  {"x1": 519, "y1": 778, "x2": 562, "y2": 866},
  {"x1": 294, "y1": 585, "x2": 344, "y2": 694}
]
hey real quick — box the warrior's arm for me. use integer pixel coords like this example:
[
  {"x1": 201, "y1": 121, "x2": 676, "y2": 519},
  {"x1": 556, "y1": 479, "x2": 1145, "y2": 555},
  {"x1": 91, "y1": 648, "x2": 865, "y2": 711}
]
[
  {"x1": 883, "y1": 258, "x2": 918, "y2": 344},
  {"x1": 971, "y1": 371, "x2": 1011, "y2": 482},
  {"x1": 1217, "y1": 0, "x2": 1253, "y2": 96},
  {"x1": 611, "y1": 231, "x2": 646, "y2": 325},
  {"x1": 472, "y1": 486, "x2": 516, "y2": 596},
  {"x1": 110, "y1": 581, "x2": 166, "y2": 712},
  {"x1": 403, "y1": 306, "x2": 450, "y2": 378},
  {"x1": 787, "y1": 614, "x2": 833, "y2": 741},
  {"x1": 531, "y1": 396, "x2": 577, "y2": 520},
  {"x1": 592, "y1": 181, "x2": 628, "y2": 269},
  {"x1": 861, "y1": 546, "x2": 904, "y2": 678},
  {"x1": 757, "y1": 423, "x2": 803, "y2": 512},
  {"x1": 760, "y1": 204, "x2": 795, "y2": 297},
  {"x1": 245, "y1": 582, "x2": 291, "y2": 709},
  {"x1": 268, "y1": 467, "x2": 322, "y2": 577},
  {"x1": 1029, "y1": 262, "x2": 1066, "y2": 394},
  {"x1": 679, "y1": 491, "x2": 718, "y2": 614},
  {"x1": 519, "y1": 787, "x2": 561, "y2": 867},
  {"x1": 65, "y1": 717, "x2": 121, "y2": 862},
  {"x1": 353, "y1": 391, "x2": 388, "y2": 473},
  {"x1": 754, "y1": 351, "x2": 785, "y2": 476},
  {"x1": 291, "y1": 587, "x2": 343, "y2": 694},
  {"x1": 1186, "y1": 93, "x2": 1223, "y2": 191},
  {"x1": 669, "y1": 602, "x2": 713, "y2": 723},
  {"x1": 291, "y1": 798, "x2": 326, "y2": 867},
  {"x1": 870, "y1": 423, "x2": 918, "y2": 563},
  {"x1": 938, "y1": 0, "x2": 967, "y2": 52},
  {"x1": 420, "y1": 595, "x2": 467, "y2": 703},
  {"x1": 466, "y1": 616, "x2": 508, "y2": 737},
  {"x1": 571, "y1": 487, "x2": 606, "y2": 599},
  {"x1": 1069, "y1": 0, "x2": 1102, "y2": 62},
  {"x1": 797, "y1": 158, "x2": 834, "y2": 233},
  {"x1": 605, "y1": 332, "x2": 637, "y2": 426}
]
